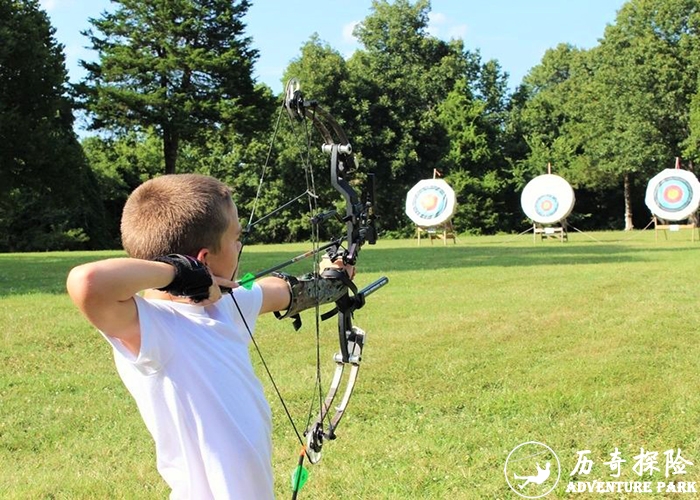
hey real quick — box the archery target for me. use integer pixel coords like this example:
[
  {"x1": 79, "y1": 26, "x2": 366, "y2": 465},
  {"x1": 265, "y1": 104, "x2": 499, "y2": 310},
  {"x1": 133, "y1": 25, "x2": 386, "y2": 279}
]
[
  {"x1": 520, "y1": 174, "x2": 575, "y2": 224},
  {"x1": 405, "y1": 179, "x2": 456, "y2": 226},
  {"x1": 645, "y1": 169, "x2": 700, "y2": 221}
]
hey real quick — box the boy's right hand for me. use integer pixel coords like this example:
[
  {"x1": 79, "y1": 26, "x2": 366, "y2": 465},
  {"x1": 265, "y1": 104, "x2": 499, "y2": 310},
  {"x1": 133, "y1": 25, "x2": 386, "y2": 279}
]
[
  {"x1": 153, "y1": 254, "x2": 213, "y2": 302},
  {"x1": 153, "y1": 254, "x2": 240, "y2": 305}
]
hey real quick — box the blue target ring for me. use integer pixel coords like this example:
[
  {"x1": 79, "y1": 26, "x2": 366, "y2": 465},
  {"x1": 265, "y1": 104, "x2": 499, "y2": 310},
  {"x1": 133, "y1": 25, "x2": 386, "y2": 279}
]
[
  {"x1": 534, "y1": 194, "x2": 559, "y2": 218},
  {"x1": 653, "y1": 176, "x2": 692, "y2": 213}
]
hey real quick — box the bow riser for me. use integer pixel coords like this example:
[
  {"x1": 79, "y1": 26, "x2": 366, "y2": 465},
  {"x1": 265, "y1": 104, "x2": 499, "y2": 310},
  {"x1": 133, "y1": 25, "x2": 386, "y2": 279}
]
[{"x1": 328, "y1": 145, "x2": 363, "y2": 264}]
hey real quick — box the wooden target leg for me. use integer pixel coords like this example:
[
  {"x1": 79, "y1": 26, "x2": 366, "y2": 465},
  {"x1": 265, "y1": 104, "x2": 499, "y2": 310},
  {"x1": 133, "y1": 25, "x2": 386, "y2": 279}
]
[{"x1": 654, "y1": 217, "x2": 658, "y2": 243}]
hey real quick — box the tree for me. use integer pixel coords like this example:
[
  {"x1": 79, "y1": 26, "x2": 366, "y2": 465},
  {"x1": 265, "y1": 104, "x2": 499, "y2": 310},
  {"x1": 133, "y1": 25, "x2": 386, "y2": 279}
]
[
  {"x1": 203, "y1": 36, "x2": 361, "y2": 244},
  {"x1": 436, "y1": 85, "x2": 498, "y2": 231},
  {"x1": 436, "y1": 62, "x2": 515, "y2": 233},
  {"x1": 685, "y1": 86, "x2": 700, "y2": 161},
  {"x1": 514, "y1": 44, "x2": 591, "y2": 184},
  {"x1": 579, "y1": 0, "x2": 700, "y2": 229},
  {"x1": 0, "y1": 0, "x2": 110, "y2": 251},
  {"x1": 269, "y1": 36, "x2": 356, "y2": 242},
  {"x1": 345, "y1": 0, "x2": 472, "y2": 234},
  {"x1": 512, "y1": 0, "x2": 700, "y2": 231},
  {"x1": 76, "y1": 0, "x2": 270, "y2": 174},
  {"x1": 681, "y1": 8, "x2": 700, "y2": 162}
]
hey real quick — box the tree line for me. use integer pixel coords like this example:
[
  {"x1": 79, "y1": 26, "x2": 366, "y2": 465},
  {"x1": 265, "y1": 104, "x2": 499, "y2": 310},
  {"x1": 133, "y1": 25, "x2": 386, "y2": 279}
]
[{"x1": 1, "y1": 0, "x2": 699, "y2": 251}]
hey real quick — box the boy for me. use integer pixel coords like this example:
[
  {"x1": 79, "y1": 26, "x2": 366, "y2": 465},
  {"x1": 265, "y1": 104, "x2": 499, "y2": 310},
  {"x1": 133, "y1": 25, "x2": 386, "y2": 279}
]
[{"x1": 67, "y1": 173, "x2": 351, "y2": 499}]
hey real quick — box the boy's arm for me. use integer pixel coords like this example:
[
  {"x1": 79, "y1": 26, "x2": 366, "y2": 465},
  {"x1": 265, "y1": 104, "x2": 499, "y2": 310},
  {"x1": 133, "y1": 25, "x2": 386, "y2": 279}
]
[
  {"x1": 258, "y1": 259, "x2": 355, "y2": 315},
  {"x1": 258, "y1": 276, "x2": 294, "y2": 315},
  {"x1": 66, "y1": 258, "x2": 176, "y2": 354}
]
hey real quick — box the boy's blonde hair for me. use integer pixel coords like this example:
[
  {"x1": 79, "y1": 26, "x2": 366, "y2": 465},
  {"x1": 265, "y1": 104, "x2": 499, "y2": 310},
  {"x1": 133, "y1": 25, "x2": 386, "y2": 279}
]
[{"x1": 121, "y1": 174, "x2": 234, "y2": 259}]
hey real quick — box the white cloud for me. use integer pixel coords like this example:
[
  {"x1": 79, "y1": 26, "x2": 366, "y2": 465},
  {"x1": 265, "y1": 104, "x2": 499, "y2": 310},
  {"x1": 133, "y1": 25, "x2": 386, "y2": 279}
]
[
  {"x1": 447, "y1": 24, "x2": 468, "y2": 40},
  {"x1": 428, "y1": 12, "x2": 447, "y2": 37},
  {"x1": 342, "y1": 20, "x2": 359, "y2": 45},
  {"x1": 40, "y1": 0, "x2": 77, "y2": 13},
  {"x1": 428, "y1": 12, "x2": 469, "y2": 41},
  {"x1": 430, "y1": 12, "x2": 447, "y2": 25}
]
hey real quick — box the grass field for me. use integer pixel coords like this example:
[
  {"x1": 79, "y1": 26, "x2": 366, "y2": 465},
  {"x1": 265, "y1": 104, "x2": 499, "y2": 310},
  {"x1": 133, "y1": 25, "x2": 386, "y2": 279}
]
[{"x1": 2, "y1": 230, "x2": 700, "y2": 499}]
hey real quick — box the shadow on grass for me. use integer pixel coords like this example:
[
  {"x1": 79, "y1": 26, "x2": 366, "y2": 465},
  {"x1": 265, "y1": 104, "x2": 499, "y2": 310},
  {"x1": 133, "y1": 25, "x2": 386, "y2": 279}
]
[{"x1": 0, "y1": 241, "x2": 695, "y2": 297}]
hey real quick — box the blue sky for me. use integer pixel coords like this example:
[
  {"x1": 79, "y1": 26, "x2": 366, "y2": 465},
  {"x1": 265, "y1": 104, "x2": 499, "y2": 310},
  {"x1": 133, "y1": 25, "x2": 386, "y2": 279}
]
[{"x1": 41, "y1": 0, "x2": 627, "y2": 95}]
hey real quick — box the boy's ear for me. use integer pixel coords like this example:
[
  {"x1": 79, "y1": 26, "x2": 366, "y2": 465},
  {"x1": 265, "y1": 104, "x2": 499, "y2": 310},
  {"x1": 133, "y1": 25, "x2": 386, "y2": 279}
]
[{"x1": 195, "y1": 248, "x2": 210, "y2": 264}]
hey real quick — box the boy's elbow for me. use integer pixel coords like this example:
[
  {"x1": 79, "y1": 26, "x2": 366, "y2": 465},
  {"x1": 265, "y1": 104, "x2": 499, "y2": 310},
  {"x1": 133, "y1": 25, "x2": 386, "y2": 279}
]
[
  {"x1": 66, "y1": 264, "x2": 98, "y2": 309},
  {"x1": 66, "y1": 263, "x2": 139, "y2": 341}
]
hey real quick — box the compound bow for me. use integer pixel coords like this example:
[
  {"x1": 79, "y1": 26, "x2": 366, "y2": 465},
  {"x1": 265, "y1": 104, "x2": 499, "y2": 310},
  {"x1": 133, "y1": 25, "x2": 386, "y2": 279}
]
[{"x1": 231, "y1": 79, "x2": 388, "y2": 497}]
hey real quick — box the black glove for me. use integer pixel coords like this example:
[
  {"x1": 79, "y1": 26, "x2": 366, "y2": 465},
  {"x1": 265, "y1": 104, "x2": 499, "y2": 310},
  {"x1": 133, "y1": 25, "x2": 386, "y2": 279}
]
[{"x1": 152, "y1": 254, "x2": 213, "y2": 303}]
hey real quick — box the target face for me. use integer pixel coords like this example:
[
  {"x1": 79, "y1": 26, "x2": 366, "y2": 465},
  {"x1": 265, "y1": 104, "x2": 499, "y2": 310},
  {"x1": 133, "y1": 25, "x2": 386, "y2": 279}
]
[
  {"x1": 645, "y1": 169, "x2": 700, "y2": 221},
  {"x1": 405, "y1": 179, "x2": 456, "y2": 226},
  {"x1": 520, "y1": 174, "x2": 575, "y2": 224}
]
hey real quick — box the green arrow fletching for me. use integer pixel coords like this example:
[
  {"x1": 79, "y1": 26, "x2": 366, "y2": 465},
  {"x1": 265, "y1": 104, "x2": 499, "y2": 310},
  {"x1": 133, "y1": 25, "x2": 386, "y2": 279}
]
[
  {"x1": 291, "y1": 465, "x2": 309, "y2": 492},
  {"x1": 238, "y1": 272, "x2": 255, "y2": 290}
]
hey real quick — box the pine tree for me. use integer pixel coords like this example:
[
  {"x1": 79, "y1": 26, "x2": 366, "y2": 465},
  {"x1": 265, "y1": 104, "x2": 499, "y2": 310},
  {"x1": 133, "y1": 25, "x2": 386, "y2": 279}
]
[{"x1": 76, "y1": 0, "x2": 269, "y2": 175}]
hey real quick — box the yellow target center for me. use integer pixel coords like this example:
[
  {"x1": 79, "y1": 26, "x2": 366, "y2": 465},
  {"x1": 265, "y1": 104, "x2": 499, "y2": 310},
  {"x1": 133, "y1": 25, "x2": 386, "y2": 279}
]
[
  {"x1": 541, "y1": 200, "x2": 552, "y2": 210},
  {"x1": 665, "y1": 187, "x2": 682, "y2": 202}
]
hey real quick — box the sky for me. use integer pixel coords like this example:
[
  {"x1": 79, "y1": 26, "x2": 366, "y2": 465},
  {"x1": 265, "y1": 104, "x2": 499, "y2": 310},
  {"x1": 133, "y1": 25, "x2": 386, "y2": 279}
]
[{"x1": 41, "y1": 0, "x2": 627, "y2": 96}]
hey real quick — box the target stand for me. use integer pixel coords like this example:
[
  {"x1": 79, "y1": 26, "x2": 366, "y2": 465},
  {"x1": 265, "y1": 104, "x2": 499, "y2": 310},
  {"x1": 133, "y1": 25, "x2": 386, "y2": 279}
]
[
  {"x1": 416, "y1": 219, "x2": 457, "y2": 245},
  {"x1": 652, "y1": 216, "x2": 698, "y2": 242},
  {"x1": 533, "y1": 220, "x2": 568, "y2": 243},
  {"x1": 645, "y1": 160, "x2": 700, "y2": 243}
]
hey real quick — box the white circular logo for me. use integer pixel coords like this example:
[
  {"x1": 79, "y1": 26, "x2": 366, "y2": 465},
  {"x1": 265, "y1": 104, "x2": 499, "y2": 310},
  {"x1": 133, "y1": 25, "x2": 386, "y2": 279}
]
[{"x1": 504, "y1": 441, "x2": 561, "y2": 498}]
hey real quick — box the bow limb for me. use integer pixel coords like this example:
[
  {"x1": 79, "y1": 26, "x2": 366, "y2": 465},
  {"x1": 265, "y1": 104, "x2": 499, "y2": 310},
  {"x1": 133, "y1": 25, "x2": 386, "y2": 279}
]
[
  {"x1": 303, "y1": 274, "x2": 387, "y2": 464},
  {"x1": 284, "y1": 79, "x2": 375, "y2": 264}
]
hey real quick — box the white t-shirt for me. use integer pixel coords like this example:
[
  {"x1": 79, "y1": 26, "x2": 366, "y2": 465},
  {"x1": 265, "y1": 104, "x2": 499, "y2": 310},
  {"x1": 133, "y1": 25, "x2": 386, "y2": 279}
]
[{"x1": 102, "y1": 284, "x2": 274, "y2": 500}]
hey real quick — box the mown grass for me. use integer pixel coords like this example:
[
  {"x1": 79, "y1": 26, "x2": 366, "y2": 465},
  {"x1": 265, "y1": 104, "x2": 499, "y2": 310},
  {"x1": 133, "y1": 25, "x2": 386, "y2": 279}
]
[{"x1": 2, "y1": 230, "x2": 700, "y2": 499}]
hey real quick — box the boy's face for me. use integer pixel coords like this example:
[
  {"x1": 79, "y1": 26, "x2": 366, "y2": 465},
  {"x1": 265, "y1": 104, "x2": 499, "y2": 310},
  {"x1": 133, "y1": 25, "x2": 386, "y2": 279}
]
[{"x1": 205, "y1": 202, "x2": 242, "y2": 280}]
